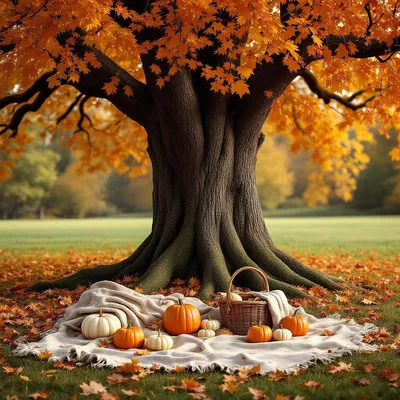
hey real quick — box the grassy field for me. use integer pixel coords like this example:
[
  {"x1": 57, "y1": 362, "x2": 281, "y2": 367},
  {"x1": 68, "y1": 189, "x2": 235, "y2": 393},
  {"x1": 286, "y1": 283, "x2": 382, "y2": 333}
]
[
  {"x1": 0, "y1": 216, "x2": 399, "y2": 399},
  {"x1": 0, "y1": 215, "x2": 399, "y2": 255}
]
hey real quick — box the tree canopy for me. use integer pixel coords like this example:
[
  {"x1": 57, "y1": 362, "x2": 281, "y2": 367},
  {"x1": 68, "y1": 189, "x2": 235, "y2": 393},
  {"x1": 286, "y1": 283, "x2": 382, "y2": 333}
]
[{"x1": 1, "y1": 0, "x2": 400, "y2": 204}]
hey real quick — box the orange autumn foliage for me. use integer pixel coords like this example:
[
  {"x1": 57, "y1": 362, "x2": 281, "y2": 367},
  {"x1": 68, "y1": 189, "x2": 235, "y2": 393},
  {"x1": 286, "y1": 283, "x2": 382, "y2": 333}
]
[{"x1": 0, "y1": 1, "x2": 399, "y2": 205}]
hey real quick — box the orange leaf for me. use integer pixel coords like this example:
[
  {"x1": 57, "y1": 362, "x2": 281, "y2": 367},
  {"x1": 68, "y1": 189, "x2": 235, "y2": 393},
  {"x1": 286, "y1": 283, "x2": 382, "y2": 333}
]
[{"x1": 231, "y1": 80, "x2": 249, "y2": 98}]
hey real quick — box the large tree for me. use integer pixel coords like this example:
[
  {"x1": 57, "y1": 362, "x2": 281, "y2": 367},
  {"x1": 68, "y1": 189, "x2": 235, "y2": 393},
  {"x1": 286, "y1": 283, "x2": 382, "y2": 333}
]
[{"x1": 1, "y1": 0, "x2": 399, "y2": 297}]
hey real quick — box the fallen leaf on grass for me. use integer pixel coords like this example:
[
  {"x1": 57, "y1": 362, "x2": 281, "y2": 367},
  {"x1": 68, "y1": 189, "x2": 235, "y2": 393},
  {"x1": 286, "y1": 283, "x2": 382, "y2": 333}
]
[
  {"x1": 249, "y1": 387, "x2": 268, "y2": 400},
  {"x1": 118, "y1": 358, "x2": 143, "y2": 374},
  {"x1": 302, "y1": 380, "x2": 323, "y2": 388},
  {"x1": 268, "y1": 370, "x2": 289, "y2": 382},
  {"x1": 28, "y1": 392, "x2": 50, "y2": 399},
  {"x1": 107, "y1": 373, "x2": 129, "y2": 385},
  {"x1": 171, "y1": 365, "x2": 185, "y2": 373},
  {"x1": 121, "y1": 389, "x2": 141, "y2": 396},
  {"x1": 351, "y1": 377, "x2": 371, "y2": 386},
  {"x1": 328, "y1": 362, "x2": 354, "y2": 374},
  {"x1": 53, "y1": 360, "x2": 76, "y2": 370},
  {"x1": 364, "y1": 364, "x2": 376, "y2": 373},
  {"x1": 40, "y1": 369, "x2": 58, "y2": 375},
  {"x1": 363, "y1": 328, "x2": 391, "y2": 343},
  {"x1": 100, "y1": 394, "x2": 120, "y2": 400},
  {"x1": 381, "y1": 368, "x2": 399, "y2": 382},
  {"x1": 361, "y1": 298, "x2": 377, "y2": 305},
  {"x1": 220, "y1": 381, "x2": 238, "y2": 393},
  {"x1": 20, "y1": 375, "x2": 31, "y2": 382},
  {"x1": 80, "y1": 381, "x2": 107, "y2": 396},
  {"x1": 2, "y1": 366, "x2": 23, "y2": 375}
]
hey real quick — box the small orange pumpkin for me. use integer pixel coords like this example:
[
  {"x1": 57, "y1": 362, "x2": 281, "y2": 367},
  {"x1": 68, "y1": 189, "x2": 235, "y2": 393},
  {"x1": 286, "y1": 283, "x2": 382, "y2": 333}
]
[
  {"x1": 162, "y1": 298, "x2": 201, "y2": 335},
  {"x1": 113, "y1": 323, "x2": 145, "y2": 349},
  {"x1": 247, "y1": 325, "x2": 272, "y2": 343},
  {"x1": 281, "y1": 309, "x2": 309, "y2": 336}
]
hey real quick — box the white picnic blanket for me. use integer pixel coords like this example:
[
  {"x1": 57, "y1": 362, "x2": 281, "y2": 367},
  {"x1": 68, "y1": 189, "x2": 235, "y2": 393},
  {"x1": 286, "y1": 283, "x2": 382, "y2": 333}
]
[{"x1": 14, "y1": 281, "x2": 377, "y2": 373}]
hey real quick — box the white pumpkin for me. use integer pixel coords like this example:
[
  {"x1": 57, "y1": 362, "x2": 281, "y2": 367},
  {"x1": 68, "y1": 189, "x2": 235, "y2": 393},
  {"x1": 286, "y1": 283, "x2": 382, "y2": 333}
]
[
  {"x1": 146, "y1": 330, "x2": 173, "y2": 351},
  {"x1": 272, "y1": 325, "x2": 292, "y2": 341},
  {"x1": 222, "y1": 292, "x2": 242, "y2": 301},
  {"x1": 200, "y1": 316, "x2": 221, "y2": 331},
  {"x1": 198, "y1": 329, "x2": 216, "y2": 338},
  {"x1": 81, "y1": 308, "x2": 121, "y2": 339}
]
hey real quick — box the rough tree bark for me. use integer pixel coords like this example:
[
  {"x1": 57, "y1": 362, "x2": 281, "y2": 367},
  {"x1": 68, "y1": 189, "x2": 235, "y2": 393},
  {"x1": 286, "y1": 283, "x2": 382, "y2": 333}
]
[{"x1": 29, "y1": 60, "x2": 344, "y2": 298}]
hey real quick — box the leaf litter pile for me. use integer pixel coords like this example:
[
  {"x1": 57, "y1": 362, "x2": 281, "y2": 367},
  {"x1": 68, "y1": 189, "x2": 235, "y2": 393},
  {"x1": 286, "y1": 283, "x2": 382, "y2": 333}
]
[{"x1": 0, "y1": 249, "x2": 399, "y2": 399}]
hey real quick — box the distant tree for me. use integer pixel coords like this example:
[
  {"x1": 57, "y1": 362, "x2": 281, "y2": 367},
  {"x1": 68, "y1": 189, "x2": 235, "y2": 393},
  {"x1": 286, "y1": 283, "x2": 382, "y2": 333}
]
[
  {"x1": 352, "y1": 130, "x2": 398, "y2": 210},
  {"x1": 106, "y1": 171, "x2": 153, "y2": 213},
  {"x1": 0, "y1": 142, "x2": 59, "y2": 218},
  {"x1": 48, "y1": 138, "x2": 73, "y2": 175},
  {"x1": 384, "y1": 175, "x2": 400, "y2": 213},
  {"x1": 256, "y1": 136, "x2": 294, "y2": 210},
  {"x1": 47, "y1": 166, "x2": 114, "y2": 218}
]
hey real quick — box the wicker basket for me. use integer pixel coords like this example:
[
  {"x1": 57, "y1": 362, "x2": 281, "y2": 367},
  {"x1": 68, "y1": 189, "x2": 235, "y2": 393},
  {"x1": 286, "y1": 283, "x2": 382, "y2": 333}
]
[{"x1": 218, "y1": 266, "x2": 272, "y2": 335}]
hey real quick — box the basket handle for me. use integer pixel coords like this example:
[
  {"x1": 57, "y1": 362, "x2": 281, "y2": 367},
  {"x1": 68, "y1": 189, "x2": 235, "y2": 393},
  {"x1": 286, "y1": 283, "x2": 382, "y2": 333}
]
[{"x1": 225, "y1": 266, "x2": 269, "y2": 312}]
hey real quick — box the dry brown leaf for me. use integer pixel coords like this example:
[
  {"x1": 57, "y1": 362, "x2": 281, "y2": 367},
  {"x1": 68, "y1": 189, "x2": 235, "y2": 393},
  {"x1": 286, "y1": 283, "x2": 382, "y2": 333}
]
[
  {"x1": 248, "y1": 387, "x2": 268, "y2": 400},
  {"x1": 364, "y1": 364, "x2": 376, "y2": 373},
  {"x1": 80, "y1": 380, "x2": 107, "y2": 396},
  {"x1": 28, "y1": 392, "x2": 50, "y2": 399},
  {"x1": 120, "y1": 389, "x2": 141, "y2": 397},
  {"x1": 107, "y1": 373, "x2": 129, "y2": 385},
  {"x1": 302, "y1": 380, "x2": 323, "y2": 388},
  {"x1": 321, "y1": 329, "x2": 335, "y2": 336},
  {"x1": 100, "y1": 394, "x2": 120, "y2": 400},
  {"x1": 220, "y1": 382, "x2": 239, "y2": 393}
]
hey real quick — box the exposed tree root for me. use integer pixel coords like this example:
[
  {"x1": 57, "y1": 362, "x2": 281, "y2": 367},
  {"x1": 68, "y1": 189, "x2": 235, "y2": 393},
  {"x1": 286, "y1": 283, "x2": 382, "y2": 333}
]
[{"x1": 28, "y1": 225, "x2": 350, "y2": 299}]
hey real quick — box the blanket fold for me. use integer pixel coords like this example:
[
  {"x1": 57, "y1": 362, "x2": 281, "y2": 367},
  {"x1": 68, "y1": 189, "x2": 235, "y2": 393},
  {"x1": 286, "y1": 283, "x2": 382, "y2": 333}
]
[{"x1": 14, "y1": 281, "x2": 377, "y2": 373}]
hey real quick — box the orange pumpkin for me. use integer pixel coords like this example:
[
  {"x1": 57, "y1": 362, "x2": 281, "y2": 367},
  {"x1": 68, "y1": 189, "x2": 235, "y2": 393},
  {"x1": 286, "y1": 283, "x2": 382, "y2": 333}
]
[
  {"x1": 113, "y1": 323, "x2": 145, "y2": 349},
  {"x1": 162, "y1": 298, "x2": 201, "y2": 335},
  {"x1": 281, "y1": 309, "x2": 309, "y2": 336},
  {"x1": 247, "y1": 325, "x2": 272, "y2": 343}
]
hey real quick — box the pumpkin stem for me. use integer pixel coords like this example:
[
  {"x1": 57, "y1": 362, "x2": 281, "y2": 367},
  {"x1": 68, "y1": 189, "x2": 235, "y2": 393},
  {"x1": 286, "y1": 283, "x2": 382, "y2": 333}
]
[
  {"x1": 178, "y1": 298, "x2": 184, "y2": 305},
  {"x1": 279, "y1": 324, "x2": 283, "y2": 329},
  {"x1": 158, "y1": 329, "x2": 162, "y2": 337},
  {"x1": 127, "y1": 320, "x2": 131, "y2": 329},
  {"x1": 293, "y1": 309, "x2": 299, "y2": 316},
  {"x1": 208, "y1": 315, "x2": 211, "y2": 321},
  {"x1": 99, "y1": 308, "x2": 103, "y2": 317}
]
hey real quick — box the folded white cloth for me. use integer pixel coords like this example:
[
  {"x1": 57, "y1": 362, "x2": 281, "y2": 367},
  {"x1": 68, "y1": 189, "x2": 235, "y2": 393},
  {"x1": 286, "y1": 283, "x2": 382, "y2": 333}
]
[{"x1": 14, "y1": 281, "x2": 377, "y2": 373}]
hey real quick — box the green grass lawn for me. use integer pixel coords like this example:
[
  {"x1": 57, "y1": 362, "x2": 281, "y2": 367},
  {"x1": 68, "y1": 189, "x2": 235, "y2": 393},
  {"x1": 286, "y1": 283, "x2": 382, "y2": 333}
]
[
  {"x1": 0, "y1": 215, "x2": 399, "y2": 255},
  {"x1": 1, "y1": 216, "x2": 399, "y2": 399}
]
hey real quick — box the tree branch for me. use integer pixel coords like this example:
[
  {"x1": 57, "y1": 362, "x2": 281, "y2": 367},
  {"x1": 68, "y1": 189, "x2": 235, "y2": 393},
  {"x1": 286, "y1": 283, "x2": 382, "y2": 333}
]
[
  {"x1": 74, "y1": 95, "x2": 93, "y2": 134},
  {"x1": 57, "y1": 93, "x2": 84, "y2": 125},
  {"x1": 0, "y1": 88, "x2": 55, "y2": 136},
  {"x1": 66, "y1": 38, "x2": 153, "y2": 127},
  {"x1": 323, "y1": 35, "x2": 400, "y2": 60},
  {"x1": 0, "y1": 72, "x2": 54, "y2": 111},
  {"x1": 300, "y1": 70, "x2": 375, "y2": 111}
]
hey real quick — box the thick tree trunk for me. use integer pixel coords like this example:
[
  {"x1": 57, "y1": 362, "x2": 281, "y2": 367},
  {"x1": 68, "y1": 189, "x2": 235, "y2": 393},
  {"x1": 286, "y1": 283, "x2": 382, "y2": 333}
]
[{"x1": 29, "y1": 67, "x2": 344, "y2": 297}]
